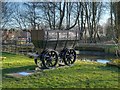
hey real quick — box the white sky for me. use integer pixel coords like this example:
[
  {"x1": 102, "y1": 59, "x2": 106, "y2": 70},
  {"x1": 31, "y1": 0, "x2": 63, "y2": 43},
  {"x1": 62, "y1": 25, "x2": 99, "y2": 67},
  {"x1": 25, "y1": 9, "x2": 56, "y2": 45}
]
[{"x1": 99, "y1": 11, "x2": 110, "y2": 25}]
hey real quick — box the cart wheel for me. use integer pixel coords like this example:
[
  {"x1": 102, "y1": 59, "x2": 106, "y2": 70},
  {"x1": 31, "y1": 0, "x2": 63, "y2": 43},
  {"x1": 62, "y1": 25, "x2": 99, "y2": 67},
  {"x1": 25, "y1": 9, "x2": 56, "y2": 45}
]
[
  {"x1": 34, "y1": 58, "x2": 42, "y2": 68},
  {"x1": 34, "y1": 53, "x2": 42, "y2": 68},
  {"x1": 42, "y1": 50, "x2": 58, "y2": 69},
  {"x1": 63, "y1": 49, "x2": 76, "y2": 65},
  {"x1": 34, "y1": 51, "x2": 47, "y2": 68},
  {"x1": 35, "y1": 50, "x2": 48, "y2": 68}
]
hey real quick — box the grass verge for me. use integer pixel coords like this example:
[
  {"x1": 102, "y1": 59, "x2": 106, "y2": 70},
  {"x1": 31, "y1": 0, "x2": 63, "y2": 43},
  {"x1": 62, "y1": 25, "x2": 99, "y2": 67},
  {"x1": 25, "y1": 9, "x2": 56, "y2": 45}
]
[{"x1": 2, "y1": 52, "x2": 120, "y2": 88}]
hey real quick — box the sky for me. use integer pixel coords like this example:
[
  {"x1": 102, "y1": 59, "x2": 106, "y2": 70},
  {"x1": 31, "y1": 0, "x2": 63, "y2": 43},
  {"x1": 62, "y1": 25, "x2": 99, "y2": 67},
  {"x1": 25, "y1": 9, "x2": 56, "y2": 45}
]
[
  {"x1": 100, "y1": 14, "x2": 110, "y2": 25},
  {"x1": 99, "y1": 8, "x2": 110, "y2": 25}
]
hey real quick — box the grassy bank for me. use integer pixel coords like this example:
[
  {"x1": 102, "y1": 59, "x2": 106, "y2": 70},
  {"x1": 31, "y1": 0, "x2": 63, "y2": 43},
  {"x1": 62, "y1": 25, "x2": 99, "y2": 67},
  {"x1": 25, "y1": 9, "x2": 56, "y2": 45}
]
[{"x1": 2, "y1": 52, "x2": 120, "y2": 88}]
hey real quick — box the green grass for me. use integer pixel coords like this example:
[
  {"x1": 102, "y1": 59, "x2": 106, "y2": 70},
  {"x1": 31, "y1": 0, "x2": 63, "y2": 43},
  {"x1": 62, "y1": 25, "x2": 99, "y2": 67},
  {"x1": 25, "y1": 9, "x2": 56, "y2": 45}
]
[{"x1": 2, "y1": 52, "x2": 120, "y2": 88}]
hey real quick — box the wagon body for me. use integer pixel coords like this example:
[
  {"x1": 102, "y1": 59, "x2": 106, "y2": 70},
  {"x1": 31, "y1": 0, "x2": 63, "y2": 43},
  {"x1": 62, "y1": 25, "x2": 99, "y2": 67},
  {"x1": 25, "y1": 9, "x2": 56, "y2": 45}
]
[
  {"x1": 31, "y1": 29, "x2": 79, "y2": 52},
  {"x1": 31, "y1": 29, "x2": 79, "y2": 68}
]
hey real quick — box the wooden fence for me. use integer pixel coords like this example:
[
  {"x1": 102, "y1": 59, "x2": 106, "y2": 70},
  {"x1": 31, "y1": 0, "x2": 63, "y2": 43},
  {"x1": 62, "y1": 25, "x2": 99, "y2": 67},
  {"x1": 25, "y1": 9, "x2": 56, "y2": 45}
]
[{"x1": 2, "y1": 40, "x2": 34, "y2": 54}]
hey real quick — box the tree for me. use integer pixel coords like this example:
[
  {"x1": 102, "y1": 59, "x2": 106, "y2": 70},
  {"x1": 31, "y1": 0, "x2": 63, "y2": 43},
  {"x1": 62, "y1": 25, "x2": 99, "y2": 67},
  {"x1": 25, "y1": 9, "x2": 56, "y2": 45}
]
[
  {"x1": 1, "y1": 1, "x2": 106, "y2": 44},
  {"x1": 1, "y1": 2, "x2": 15, "y2": 29},
  {"x1": 112, "y1": 2, "x2": 120, "y2": 43}
]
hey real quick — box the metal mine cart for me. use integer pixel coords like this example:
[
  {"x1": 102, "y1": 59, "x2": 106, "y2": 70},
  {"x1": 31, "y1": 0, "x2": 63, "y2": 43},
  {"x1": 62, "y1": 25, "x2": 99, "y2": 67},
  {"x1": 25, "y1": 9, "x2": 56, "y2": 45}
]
[{"x1": 31, "y1": 29, "x2": 79, "y2": 69}]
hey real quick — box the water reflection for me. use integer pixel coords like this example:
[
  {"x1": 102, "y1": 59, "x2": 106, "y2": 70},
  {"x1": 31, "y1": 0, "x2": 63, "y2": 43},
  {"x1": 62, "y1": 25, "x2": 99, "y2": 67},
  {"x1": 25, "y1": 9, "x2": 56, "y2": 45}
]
[
  {"x1": 96, "y1": 59, "x2": 110, "y2": 64},
  {"x1": 18, "y1": 72, "x2": 32, "y2": 76},
  {"x1": 79, "y1": 58, "x2": 110, "y2": 64},
  {"x1": 77, "y1": 53, "x2": 111, "y2": 64}
]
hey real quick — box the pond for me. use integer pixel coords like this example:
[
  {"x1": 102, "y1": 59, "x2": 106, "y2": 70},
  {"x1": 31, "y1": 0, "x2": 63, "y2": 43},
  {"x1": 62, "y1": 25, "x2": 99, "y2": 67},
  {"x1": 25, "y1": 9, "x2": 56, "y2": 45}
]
[
  {"x1": 80, "y1": 58, "x2": 111, "y2": 64},
  {"x1": 96, "y1": 59, "x2": 110, "y2": 64},
  {"x1": 76, "y1": 50, "x2": 113, "y2": 64},
  {"x1": 76, "y1": 50, "x2": 115, "y2": 56}
]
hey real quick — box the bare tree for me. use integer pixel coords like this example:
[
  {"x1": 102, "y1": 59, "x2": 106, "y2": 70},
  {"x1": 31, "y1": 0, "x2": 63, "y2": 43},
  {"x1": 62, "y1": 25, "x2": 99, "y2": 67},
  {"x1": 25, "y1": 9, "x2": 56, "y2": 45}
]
[
  {"x1": 112, "y1": 2, "x2": 120, "y2": 43},
  {"x1": 1, "y1": 1, "x2": 105, "y2": 43},
  {"x1": 1, "y1": 2, "x2": 15, "y2": 29}
]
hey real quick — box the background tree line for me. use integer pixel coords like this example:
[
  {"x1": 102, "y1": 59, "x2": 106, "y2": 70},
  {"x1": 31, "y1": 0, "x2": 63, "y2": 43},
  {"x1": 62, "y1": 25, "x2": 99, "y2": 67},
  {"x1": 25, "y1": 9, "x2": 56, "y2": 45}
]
[{"x1": 1, "y1": 1, "x2": 120, "y2": 43}]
